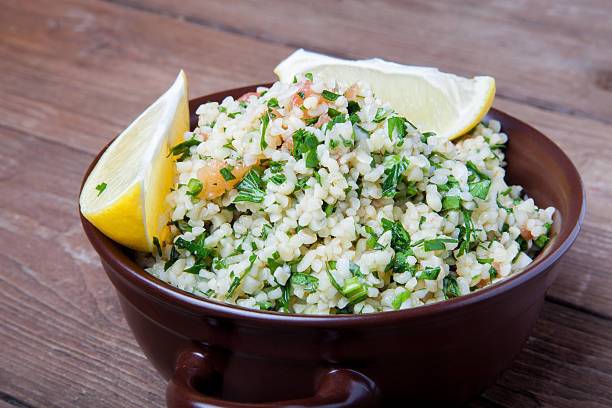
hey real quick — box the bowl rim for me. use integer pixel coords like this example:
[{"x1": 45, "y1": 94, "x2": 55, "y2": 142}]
[{"x1": 80, "y1": 84, "x2": 586, "y2": 328}]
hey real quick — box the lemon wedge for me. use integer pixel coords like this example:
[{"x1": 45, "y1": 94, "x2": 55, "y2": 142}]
[
  {"x1": 80, "y1": 71, "x2": 189, "y2": 252},
  {"x1": 274, "y1": 49, "x2": 495, "y2": 140}
]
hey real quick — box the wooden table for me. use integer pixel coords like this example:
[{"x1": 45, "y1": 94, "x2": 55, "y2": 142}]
[{"x1": 1, "y1": 1, "x2": 611, "y2": 406}]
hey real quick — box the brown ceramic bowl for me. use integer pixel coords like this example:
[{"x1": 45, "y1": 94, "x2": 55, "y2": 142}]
[{"x1": 81, "y1": 84, "x2": 585, "y2": 407}]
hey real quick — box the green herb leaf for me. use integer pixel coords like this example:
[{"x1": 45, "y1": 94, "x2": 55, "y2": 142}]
[
  {"x1": 169, "y1": 137, "x2": 201, "y2": 161},
  {"x1": 235, "y1": 169, "x2": 266, "y2": 203},
  {"x1": 267, "y1": 98, "x2": 280, "y2": 108},
  {"x1": 469, "y1": 179, "x2": 491, "y2": 200},
  {"x1": 268, "y1": 161, "x2": 284, "y2": 173},
  {"x1": 260, "y1": 112, "x2": 270, "y2": 150},
  {"x1": 322, "y1": 90, "x2": 341, "y2": 101},
  {"x1": 392, "y1": 290, "x2": 411, "y2": 310},
  {"x1": 381, "y1": 218, "x2": 410, "y2": 251},
  {"x1": 342, "y1": 276, "x2": 368, "y2": 305},
  {"x1": 381, "y1": 157, "x2": 409, "y2": 197},
  {"x1": 304, "y1": 116, "x2": 319, "y2": 126},
  {"x1": 420, "y1": 131, "x2": 436, "y2": 144},
  {"x1": 186, "y1": 178, "x2": 203, "y2": 197},
  {"x1": 373, "y1": 107, "x2": 388, "y2": 123},
  {"x1": 443, "y1": 275, "x2": 460, "y2": 298},
  {"x1": 219, "y1": 166, "x2": 236, "y2": 181},
  {"x1": 349, "y1": 262, "x2": 364, "y2": 277},
  {"x1": 418, "y1": 266, "x2": 441, "y2": 280},
  {"x1": 347, "y1": 100, "x2": 361, "y2": 115},
  {"x1": 291, "y1": 273, "x2": 319, "y2": 291},
  {"x1": 269, "y1": 173, "x2": 287, "y2": 185},
  {"x1": 327, "y1": 107, "x2": 342, "y2": 118},
  {"x1": 152, "y1": 237, "x2": 162, "y2": 257},
  {"x1": 387, "y1": 116, "x2": 406, "y2": 140},
  {"x1": 477, "y1": 258, "x2": 494, "y2": 264},
  {"x1": 164, "y1": 246, "x2": 180, "y2": 270},
  {"x1": 324, "y1": 202, "x2": 335, "y2": 217},
  {"x1": 95, "y1": 182, "x2": 107, "y2": 196},
  {"x1": 534, "y1": 234, "x2": 549, "y2": 249},
  {"x1": 442, "y1": 195, "x2": 461, "y2": 210},
  {"x1": 423, "y1": 237, "x2": 458, "y2": 252},
  {"x1": 227, "y1": 253, "x2": 257, "y2": 297},
  {"x1": 305, "y1": 72, "x2": 313, "y2": 81}
]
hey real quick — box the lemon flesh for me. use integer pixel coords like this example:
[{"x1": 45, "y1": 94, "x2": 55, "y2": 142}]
[
  {"x1": 80, "y1": 71, "x2": 189, "y2": 252},
  {"x1": 274, "y1": 49, "x2": 495, "y2": 140}
]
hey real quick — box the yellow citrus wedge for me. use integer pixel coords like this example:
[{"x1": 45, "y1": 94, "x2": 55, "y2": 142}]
[
  {"x1": 274, "y1": 49, "x2": 495, "y2": 140},
  {"x1": 80, "y1": 71, "x2": 189, "y2": 252}
]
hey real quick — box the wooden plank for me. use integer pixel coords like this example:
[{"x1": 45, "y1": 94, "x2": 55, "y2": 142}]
[
  {"x1": 0, "y1": 128, "x2": 166, "y2": 408},
  {"x1": 113, "y1": 0, "x2": 612, "y2": 124},
  {"x1": 0, "y1": 0, "x2": 610, "y2": 316}
]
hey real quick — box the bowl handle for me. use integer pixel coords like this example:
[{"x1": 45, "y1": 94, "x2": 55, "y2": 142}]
[{"x1": 166, "y1": 347, "x2": 379, "y2": 407}]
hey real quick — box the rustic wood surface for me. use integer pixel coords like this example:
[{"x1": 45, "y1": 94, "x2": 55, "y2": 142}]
[{"x1": 1, "y1": 0, "x2": 611, "y2": 407}]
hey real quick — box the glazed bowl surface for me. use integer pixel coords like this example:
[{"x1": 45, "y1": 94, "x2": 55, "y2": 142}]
[{"x1": 81, "y1": 84, "x2": 584, "y2": 407}]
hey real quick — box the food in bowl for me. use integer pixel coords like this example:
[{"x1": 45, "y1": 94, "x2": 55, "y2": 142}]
[
  {"x1": 80, "y1": 51, "x2": 555, "y2": 315},
  {"x1": 143, "y1": 82, "x2": 554, "y2": 314}
]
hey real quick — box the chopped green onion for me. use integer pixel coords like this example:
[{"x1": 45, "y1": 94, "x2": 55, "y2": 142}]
[
  {"x1": 347, "y1": 100, "x2": 361, "y2": 115},
  {"x1": 305, "y1": 72, "x2": 313, "y2": 81}
]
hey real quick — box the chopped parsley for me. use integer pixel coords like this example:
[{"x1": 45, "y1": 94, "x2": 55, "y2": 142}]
[
  {"x1": 227, "y1": 253, "x2": 257, "y2": 297},
  {"x1": 365, "y1": 225, "x2": 384, "y2": 250},
  {"x1": 235, "y1": 169, "x2": 266, "y2": 203},
  {"x1": 186, "y1": 178, "x2": 203, "y2": 197},
  {"x1": 381, "y1": 218, "x2": 410, "y2": 250},
  {"x1": 305, "y1": 72, "x2": 313, "y2": 81},
  {"x1": 381, "y1": 156, "x2": 409, "y2": 197},
  {"x1": 292, "y1": 129, "x2": 320, "y2": 169},
  {"x1": 327, "y1": 107, "x2": 342, "y2": 118},
  {"x1": 347, "y1": 100, "x2": 361, "y2": 115},
  {"x1": 322, "y1": 90, "x2": 341, "y2": 101},
  {"x1": 442, "y1": 195, "x2": 461, "y2": 210},
  {"x1": 219, "y1": 165, "x2": 236, "y2": 181},
  {"x1": 170, "y1": 137, "x2": 201, "y2": 161},
  {"x1": 392, "y1": 290, "x2": 411, "y2": 310},
  {"x1": 387, "y1": 116, "x2": 407, "y2": 140},
  {"x1": 420, "y1": 131, "x2": 436, "y2": 144},
  {"x1": 260, "y1": 112, "x2": 270, "y2": 150},
  {"x1": 152, "y1": 237, "x2": 162, "y2": 257},
  {"x1": 267, "y1": 98, "x2": 280, "y2": 108},
  {"x1": 269, "y1": 173, "x2": 287, "y2": 185},
  {"x1": 290, "y1": 273, "x2": 319, "y2": 291},
  {"x1": 95, "y1": 182, "x2": 107, "y2": 196},
  {"x1": 418, "y1": 266, "x2": 441, "y2": 280},
  {"x1": 443, "y1": 274, "x2": 460, "y2": 298},
  {"x1": 373, "y1": 107, "x2": 388, "y2": 123},
  {"x1": 422, "y1": 238, "x2": 458, "y2": 252},
  {"x1": 458, "y1": 209, "x2": 475, "y2": 256}
]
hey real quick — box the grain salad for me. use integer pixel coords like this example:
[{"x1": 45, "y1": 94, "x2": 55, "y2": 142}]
[{"x1": 143, "y1": 74, "x2": 555, "y2": 314}]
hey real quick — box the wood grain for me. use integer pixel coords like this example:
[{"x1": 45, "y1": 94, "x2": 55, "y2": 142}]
[
  {"x1": 113, "y1": 0, "x2": 612, "y2": 124},
  {"x1": 1, "y1": 0, "x2": 611, "y2": 407}
]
